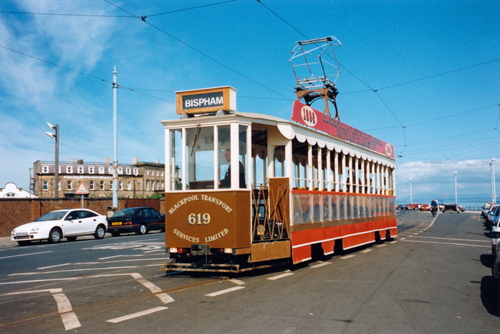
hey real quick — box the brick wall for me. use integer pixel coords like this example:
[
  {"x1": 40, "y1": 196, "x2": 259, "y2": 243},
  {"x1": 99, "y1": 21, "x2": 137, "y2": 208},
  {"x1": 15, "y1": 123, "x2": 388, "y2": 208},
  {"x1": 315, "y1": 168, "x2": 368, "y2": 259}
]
[{"x1": 0, "y1": 198, "x2": 128, "y2": 237}]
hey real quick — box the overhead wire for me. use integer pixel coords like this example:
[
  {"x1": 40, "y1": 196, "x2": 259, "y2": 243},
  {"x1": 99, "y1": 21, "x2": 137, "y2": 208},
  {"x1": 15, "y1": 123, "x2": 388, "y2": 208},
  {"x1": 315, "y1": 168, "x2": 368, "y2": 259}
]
[
  {"x1": 103, "y1": 0, "x2": 292, "y2": 101},
  {"x1": 0, "y1": 45, "x2": 174, "y2": 103}
]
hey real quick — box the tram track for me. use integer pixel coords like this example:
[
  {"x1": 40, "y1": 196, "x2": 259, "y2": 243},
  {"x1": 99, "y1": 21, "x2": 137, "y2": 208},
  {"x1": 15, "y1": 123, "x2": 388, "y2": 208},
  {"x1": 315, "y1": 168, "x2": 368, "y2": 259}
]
[{"x1": 0, "y1": 270, "x2": 229, "y2": 330}]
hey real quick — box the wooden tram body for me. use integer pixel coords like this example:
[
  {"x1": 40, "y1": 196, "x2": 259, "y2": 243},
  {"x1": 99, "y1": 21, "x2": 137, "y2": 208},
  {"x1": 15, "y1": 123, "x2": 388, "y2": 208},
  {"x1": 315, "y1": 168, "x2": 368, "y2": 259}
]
[{"x1": 162, "y1": 102, "x2": 396, "y2": 273}]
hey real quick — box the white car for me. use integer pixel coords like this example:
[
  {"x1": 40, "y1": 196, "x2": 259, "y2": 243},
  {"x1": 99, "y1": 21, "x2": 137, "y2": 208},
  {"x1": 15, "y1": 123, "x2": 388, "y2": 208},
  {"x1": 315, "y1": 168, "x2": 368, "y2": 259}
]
[{"x1": 11, "y1": 209, "x2": 107, "y2": 246}]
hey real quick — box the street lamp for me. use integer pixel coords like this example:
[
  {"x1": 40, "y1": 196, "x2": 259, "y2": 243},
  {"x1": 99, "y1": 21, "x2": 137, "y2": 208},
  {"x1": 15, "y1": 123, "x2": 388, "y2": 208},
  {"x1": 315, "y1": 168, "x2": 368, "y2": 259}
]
[
  {"x1": 492, "y1": 158, "x2": 497, "y2": 204},
  {"x1": 409, "y1": 177, "x2": 413, "y2": 204},
  {"x1": 45, "y1": 122, "x2": 59, "y2": 198},
  {"x1": 453, "y1": 171, "x2": 458, "y2": 205}
]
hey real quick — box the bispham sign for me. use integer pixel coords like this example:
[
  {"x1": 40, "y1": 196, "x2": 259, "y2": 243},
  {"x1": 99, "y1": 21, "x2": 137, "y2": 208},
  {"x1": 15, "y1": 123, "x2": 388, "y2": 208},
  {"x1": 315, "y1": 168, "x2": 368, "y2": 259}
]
[{"x1": 291, "y1": 100, "x2": 395, "y2": 158}]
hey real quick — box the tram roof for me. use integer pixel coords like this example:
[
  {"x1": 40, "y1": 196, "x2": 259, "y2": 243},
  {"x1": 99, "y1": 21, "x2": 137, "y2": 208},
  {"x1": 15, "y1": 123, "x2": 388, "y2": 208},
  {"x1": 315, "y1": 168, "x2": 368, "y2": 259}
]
[{"x1": 161, "y1": 111, "x2": 395, "y2": 167}]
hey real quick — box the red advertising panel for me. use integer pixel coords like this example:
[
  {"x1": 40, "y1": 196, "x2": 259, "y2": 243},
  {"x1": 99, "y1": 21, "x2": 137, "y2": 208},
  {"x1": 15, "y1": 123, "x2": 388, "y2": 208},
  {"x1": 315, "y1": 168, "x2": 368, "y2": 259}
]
[{"x1": 291, "y1": 100, "x2": 395, "y2": 158}]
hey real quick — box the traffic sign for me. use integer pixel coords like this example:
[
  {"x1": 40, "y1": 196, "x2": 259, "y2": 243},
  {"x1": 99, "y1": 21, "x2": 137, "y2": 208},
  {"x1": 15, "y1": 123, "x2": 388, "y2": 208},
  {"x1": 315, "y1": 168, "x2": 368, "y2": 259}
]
[{"x1": 75, "y1": 181, "x2": 89, "y2": 195}]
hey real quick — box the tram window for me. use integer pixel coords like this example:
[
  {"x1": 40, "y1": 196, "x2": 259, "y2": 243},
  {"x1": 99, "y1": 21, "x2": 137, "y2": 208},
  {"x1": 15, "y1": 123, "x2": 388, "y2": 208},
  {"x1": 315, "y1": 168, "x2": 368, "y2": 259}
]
[
  {"x1": 238, "y1": 125, "x2": 248, "y2": 189},
  {"x1": 185, "y1": 126, "x2": 215, "y2": 189},
  {"x1": 274, "y1": 146, "x2": 285, "y2": 178},
  {"x1": 218, "y1": 125, "x2": 230, "y2": 185}
]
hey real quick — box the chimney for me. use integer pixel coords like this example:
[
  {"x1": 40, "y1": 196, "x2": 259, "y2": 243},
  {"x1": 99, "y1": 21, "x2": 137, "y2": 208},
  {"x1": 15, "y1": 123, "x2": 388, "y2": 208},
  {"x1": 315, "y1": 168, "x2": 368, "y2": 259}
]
[
  {"x1": 132, "y1": 157, "x2": 139, "y2": 165},
  {"x1": 105, "y1": 157, "x2": 110, "y2": 165}
]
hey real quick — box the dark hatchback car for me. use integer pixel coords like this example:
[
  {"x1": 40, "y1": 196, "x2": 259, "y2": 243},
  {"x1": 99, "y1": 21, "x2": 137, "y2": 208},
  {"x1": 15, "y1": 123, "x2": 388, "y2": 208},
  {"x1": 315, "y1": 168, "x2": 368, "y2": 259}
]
[{"x1": 107, "y1": 207, "x2": 165, "y2": 236}]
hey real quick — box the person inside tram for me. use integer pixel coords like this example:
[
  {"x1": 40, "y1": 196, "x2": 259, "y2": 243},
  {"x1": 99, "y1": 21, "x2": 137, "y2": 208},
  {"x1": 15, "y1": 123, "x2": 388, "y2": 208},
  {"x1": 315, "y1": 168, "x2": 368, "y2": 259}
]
[{"x1": 219, "y1": 149, "x2": 246, "y2": 188}]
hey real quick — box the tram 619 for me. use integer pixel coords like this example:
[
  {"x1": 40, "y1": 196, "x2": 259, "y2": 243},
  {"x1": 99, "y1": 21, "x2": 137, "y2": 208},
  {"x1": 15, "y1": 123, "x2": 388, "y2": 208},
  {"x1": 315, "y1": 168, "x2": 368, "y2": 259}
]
[{"x1": 161, "y1": 87, "x2": 396, "y2": 273}]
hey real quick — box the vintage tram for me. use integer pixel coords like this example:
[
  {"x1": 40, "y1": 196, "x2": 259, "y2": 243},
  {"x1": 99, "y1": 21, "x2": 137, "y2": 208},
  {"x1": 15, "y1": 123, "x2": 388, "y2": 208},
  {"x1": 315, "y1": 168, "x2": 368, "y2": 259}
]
[{"x1": 161, "y1": 86, "x2": 396, "y2": 273}]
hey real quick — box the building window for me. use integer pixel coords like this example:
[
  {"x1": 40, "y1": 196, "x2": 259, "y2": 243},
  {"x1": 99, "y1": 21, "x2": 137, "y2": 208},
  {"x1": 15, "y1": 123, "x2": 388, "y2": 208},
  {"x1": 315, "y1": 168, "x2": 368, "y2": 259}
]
[
  {"x1": 100, "y1": 180, "x2": 104, "y2": 190},
  {"x1": 89, "y1": 180, "x2": 95, "y2": 190},
  {"x1": 67, "y1": 166, "x2": 73, "y2": 173},
  {"x1": 127, "y1": 181, "x2": 132, "y2": 190},
  {"x1": 146, "y1": 180, "x2": 150, "y2": 191},
  {"x1": 133, "y1": 168, "x2": 139, "y2": 176},
  {"x1": 109, "y1": 181, "x2": 113, "y2": 190},
  {"x1": 42, "y1": 180, "x2": 49, "y2": 190},
  {"x1": 118, "y1": 167, "x2": 123, "y2": 175},
  {"x1": 67, "y1": 180, "x2": 73, "y2": 190},
  {"x1": 146, "y1": 169, "x2": 150, "y2": 176},
  {"x1": 78, "y1": 166, "x2": 84, "y2": 174},
  {"x1": 89, "y1": 166, "x2": 95, "y2": 174},
  {"x1": 108, "y1": 167, "x2": 113, "y2": 174},
  {"x1": 42, "y1": 166, "x2": 49, "y2": 173},
  {"x1": 99, "y1": 167, "x2": 105, "y2": 174},
  {"x1": 58, "y1": 181, "x2": 61, "y2": 190},
  {"x1": 119, "y1": 181, "x2": 123, "y2": 190},
  {"x1": 157, "y1": 170, "x2": 160, "y2": 177},
  {"x1": 126, "y1": 168, "x2": 131, "y2": 175}
]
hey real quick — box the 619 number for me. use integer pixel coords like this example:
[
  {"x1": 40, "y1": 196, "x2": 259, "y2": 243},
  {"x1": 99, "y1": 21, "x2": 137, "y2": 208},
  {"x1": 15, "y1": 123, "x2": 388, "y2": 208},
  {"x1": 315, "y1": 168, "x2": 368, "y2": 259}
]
[{"x1": 188, "y1": 213, "x2": 211, "y2": 225}]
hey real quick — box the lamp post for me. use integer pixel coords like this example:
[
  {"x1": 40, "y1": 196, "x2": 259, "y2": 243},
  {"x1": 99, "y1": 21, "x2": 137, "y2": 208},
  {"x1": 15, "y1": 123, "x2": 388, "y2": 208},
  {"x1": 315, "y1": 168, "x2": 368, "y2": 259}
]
[
  {"x1": 45, "y1": 122, "x2": 59, "y2": 198},
  {"x1": 492, "y1": 158, "x2": 497, "y2": 204},
  {"x1": 409, "y1": 177, "x2": 413, "y2": 204},
  {"x1": 453, "y1": 171, "x2": 458, "y2": 205},
  {"x1": 112, "y1": 67, "x2": 118, "y2": 209}
]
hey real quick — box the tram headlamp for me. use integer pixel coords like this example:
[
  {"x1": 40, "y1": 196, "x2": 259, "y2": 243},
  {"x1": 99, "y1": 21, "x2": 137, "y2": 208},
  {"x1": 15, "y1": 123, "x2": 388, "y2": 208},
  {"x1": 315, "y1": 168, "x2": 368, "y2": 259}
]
[
  {"x1": 169, "y1": 247, "x2": 178, "y2": 253},
  {"x1": 224, "y1": 248, "x2": 233, "y2": 254}
]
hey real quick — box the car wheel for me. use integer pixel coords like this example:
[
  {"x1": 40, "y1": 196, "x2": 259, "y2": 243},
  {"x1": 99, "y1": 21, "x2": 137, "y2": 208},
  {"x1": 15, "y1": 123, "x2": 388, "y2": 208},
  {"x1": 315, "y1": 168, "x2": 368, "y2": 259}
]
[
  {"x1": 48, "y1": 228, "x2": 62, "y2": 243},
  {"x1": 138, "y1": 224, "x2": 147, "y2": 235},
  {"x1": 17, "y1": 241, "x2": 31, "y2": 246},
  {"x1": 111, "y1": 231, "x2": 120, "y2": 237},
  {"x1": 67, "y1": 236, "x2": 77, "y2": 242},
  {"x1": 94, "y1": 225, "x2": 106, "y2": 239}
]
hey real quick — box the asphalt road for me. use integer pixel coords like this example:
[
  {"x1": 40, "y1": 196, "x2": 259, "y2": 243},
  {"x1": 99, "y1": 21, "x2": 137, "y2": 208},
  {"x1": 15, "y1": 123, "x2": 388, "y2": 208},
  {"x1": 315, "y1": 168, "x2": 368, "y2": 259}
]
[{"x1": 0, "y1": 211, "x2": 498, "y2": 333}]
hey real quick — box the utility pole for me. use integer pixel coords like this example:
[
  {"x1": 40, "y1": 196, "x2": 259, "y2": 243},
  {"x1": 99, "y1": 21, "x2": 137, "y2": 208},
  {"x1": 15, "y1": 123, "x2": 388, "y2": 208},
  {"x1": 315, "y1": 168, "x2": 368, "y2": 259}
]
[{"x1": 112, "y1": 67, "x2": 118, "y2": 208}]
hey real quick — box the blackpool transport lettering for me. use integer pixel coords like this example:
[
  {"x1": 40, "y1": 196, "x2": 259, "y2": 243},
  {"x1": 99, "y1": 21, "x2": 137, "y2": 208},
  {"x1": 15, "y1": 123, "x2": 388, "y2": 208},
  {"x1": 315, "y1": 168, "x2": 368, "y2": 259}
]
[{"x1": 169, "y1": 194, "x2": 233, "y2": 215}]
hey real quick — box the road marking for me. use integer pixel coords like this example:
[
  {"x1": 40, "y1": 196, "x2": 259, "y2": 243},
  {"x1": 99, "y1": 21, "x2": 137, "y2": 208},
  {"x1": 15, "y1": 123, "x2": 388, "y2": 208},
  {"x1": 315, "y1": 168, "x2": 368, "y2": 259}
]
[
  {"x1": 340, "y1": 255, "x2": 355, "y2": 260},
  {"x1": 403, "y1": 239, "x2": 490, "y2": 248},
  {"x1": 408, "y1": 235, "x2": 490, "y2": 243},
  {"x1": 37, "y1": 263, "x2": 71, "y2": 270},
  {"x1": 230, "y1": 279, "x2": 245, "y2": 285},
  {"x1": 2, "y1": 288, "x2": 81, "y2": 330},
  {"x1": 205, "y1": 286, "x2": 245, "y2": 297},
  {"x1": 310, "y1": 261, "x2": 331, "y2": 268},
  {"x1": 99, "y1": 254, "x2": 145, "y2": 260},
  {"x1": 9, "y1": 266, "x2": 138, "y2": 276},
  {"x1": 361, "y1": 249, "x2": 372, "y2": 253},
  {"x1": 0, "y1": 250, "x2": 53, "y2": 260},
  {"x1": 0, "y1": 278, "x2": 79, "y2": 285},
  {"x1": 375, "y1": 244, "x2": 387, "y2": 248},
  {"x1": 267, "y1": 272, "x2": 295, "y2": 280},
  {"x1": 106, "y1": 306, "x2": 168, "y2": 324}
]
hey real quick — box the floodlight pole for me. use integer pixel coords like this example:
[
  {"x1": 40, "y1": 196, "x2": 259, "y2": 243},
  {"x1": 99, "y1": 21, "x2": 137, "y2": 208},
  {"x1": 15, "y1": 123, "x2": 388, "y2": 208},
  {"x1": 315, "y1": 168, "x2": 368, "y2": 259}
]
[
  {"x1": 492, "y1": 158, "x2": 497, "y2": 204},
  {"x1": 409, "y1": 177, "x2": 413, "y2": 204},
  {"x1": 112, "y1": 67, "x2": 118, "y2": 208},
  {"x1": 453, "y1": 171, "x2": 458, "y2": 205}
]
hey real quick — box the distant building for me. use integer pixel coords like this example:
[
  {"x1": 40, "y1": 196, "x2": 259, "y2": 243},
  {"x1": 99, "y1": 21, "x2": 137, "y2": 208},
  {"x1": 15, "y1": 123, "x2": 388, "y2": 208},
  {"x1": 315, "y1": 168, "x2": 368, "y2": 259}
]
[
  {"x1": 33, "y1": 158, "x2": 165, "y2": 198},
  {"x1": 0, "y1": 182, "x2": 36, "y2": 198}
]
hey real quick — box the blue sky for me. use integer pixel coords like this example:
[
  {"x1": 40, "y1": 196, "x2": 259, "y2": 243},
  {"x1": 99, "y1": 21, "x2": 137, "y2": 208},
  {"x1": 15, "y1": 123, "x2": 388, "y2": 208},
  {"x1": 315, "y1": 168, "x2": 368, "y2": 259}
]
[{"x1": 0, "y1": 0, "x2": 499, "y2": 205}]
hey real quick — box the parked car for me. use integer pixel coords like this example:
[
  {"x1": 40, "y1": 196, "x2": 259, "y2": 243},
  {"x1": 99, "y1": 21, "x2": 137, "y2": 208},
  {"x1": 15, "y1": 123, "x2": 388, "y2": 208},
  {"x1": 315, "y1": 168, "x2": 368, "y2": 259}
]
[
  {"x1": 486, "y1": 205, "x2": 500, "y2": 229},
  {"x1": 11, "y1": 209, "x2": 107, "y2": 246},
  {"x1": 107, "y1": 207, "x2": 165, "y2": 236},
  {"x1": 420, "y1": 204, "x2": 431, "y2": 211},
  {"x1": 406, "y1": 204, "x2": 419, "y2": 210}
]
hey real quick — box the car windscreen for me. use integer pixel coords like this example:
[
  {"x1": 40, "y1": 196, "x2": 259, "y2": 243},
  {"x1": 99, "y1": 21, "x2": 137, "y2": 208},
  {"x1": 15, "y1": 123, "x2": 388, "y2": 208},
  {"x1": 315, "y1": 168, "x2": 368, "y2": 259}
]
[
  {"x1": 36, "y1": 211, "x2": 69, "y2": 221},
  {"x1": 112, "y1": 208, "x2": 137, "y2": 218}
]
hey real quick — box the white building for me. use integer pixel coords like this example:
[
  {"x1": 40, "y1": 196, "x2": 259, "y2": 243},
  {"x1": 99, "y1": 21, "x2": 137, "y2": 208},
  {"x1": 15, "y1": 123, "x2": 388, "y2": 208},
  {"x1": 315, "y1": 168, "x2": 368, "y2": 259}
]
[{"x1": 0, "y1": 182, "x2": 36, "y2": 198}]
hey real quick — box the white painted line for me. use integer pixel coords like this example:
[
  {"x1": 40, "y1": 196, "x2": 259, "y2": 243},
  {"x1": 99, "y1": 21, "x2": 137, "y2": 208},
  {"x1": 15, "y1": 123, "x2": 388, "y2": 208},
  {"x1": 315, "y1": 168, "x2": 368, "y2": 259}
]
[
  {"x1": 60, "y1": 311, "x2": 81, "y2": 331},
  {"x1": 0, "y1": 250, "x2": 53, "y2": 260},
  {"x1": 390, "y1": 240, "x2": 398, "y2": 244},
  {"x1": 267, "y1": 272, "x2": 295, "y2": 281},
  {"x1": 3, "y1": 288, "x2": 62, "y2": 296},
  {"x1": 310, "y1": 262, "x2": 331, "y2": 269},
  {"x1": 99, "y1": 254, "x2": 145, "y2": 260},
  {"x1": 37, "y1": 263, "x2": 72, "y2": 270},
  {"x1": 340, "y1": 255, "x2": 355, "y2": 260},
  {"x1": 361, "y1": 249, "x2": 373, "y2": 253},
  {"x1": 9, "y1": 266, "x2": 138, "y2": 276},
  {"x1": 410, "y1": 235, "x2": 490, "y2": 243},
  {"x1": 130, "y1": 273, "x2": 175, "y2": 304},
  {"x1": 0, "y1": 278, "x2": 79, "y2": 285},
  {"x1": 403, "y1": 239, "x2": 491, "y2": 248},
  {"x1": 205, "y1": 286, "x2": 245, "y2": 297},
  {"x1": 106, "y1": 306, "x2": 168, "y2": 324},
  {"x1": 375, "y1": 244, "x2": 387, "y2": 248},
  {"x1": 230, "y1": 279, "x2": 245, "y2": 286}
]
